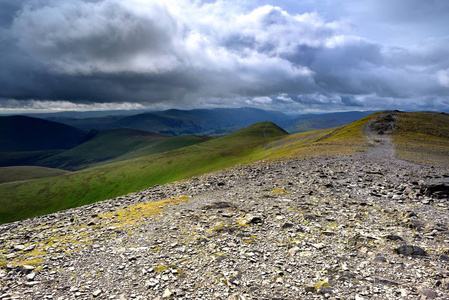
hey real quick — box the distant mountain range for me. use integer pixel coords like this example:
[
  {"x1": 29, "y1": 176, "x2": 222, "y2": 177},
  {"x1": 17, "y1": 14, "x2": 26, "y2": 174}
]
[
  {"x1": 33, "y1": 107, "x2": 376, "y2": 135},
  {"x1": 0, "y1": 108, "x2": 377, "y2": 170},
  {"x1": 42, "y1": 107, "x2": 289, "y2": 135}
]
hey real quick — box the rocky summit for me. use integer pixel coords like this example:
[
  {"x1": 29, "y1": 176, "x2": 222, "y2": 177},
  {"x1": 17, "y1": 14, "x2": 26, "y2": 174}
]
[{"x1": 1, "y1": 115, "x2": 449, "y2": 300}]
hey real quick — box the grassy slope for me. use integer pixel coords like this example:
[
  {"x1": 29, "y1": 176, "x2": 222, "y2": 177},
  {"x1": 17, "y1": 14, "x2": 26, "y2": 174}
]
[
  {"x1": 393, "y1": 112, "x2": 449, "y2": 166},
  {"x1": 262, "y1": 114, "x2": 376, "y2": 159},
  {"x1": 280, "y1": 111, "x2": 375, "y2": 133},
  {"x1": 0, "y1": 166, "x2": 69, "y2": 184},
  {"x1": 0, "y1": 150, "x2": 63, "y2": 167},
  {"x1": 286, "y1": 117, "x2": 359, "y2": 133},
  {"x1": 102, "y1": 135, "x2": 212, "y2": 164},
  {"x1": 34, "y1": 129, "x2": 209, "y2": 170},
  {"x1": 0, "y1": 122, "x2": 287, "y2": 223}
]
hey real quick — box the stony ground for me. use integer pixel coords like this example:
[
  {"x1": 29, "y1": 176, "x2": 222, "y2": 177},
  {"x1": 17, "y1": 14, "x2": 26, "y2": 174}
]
[{"x1": 1, "y1": 114, "x2": 449, "y2": 299}]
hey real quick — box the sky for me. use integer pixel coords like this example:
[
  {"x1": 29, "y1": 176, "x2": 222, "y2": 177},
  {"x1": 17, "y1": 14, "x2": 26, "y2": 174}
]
[{"x1": 0, "y1": 0, "x2": 448, "y2": 114}]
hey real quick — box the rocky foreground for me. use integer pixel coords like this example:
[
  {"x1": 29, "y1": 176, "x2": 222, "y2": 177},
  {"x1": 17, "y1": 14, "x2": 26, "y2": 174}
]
[{"x1": 1, "y1": 127, "x2": 449, "y2": 299}]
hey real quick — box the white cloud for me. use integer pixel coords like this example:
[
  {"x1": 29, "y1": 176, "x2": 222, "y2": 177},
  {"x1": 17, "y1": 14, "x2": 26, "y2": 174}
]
[
  {"x1": 276, "y1": 94, "x2": 294, "y2": 103},
  {"x1": 0, "y1": 99, "x2": 146, "y2": 112},
  {"x1": 251, "y1": 96, "x2": 272, "y2": 104}
]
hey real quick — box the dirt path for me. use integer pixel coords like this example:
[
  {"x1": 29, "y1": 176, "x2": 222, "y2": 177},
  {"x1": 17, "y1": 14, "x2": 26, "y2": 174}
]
[{"x1": 363, "y1": 111, "x2": 398, "y2": 159}]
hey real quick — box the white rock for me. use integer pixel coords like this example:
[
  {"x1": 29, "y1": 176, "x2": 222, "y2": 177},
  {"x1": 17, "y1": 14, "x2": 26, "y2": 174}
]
[
  {"x1": 13, "y1": 245, "x2": 25, "y2": 251},
  {"x1": 288, "y1": 246, "x2": 300, "y2": 256},
  {"x1": 93, "y1": 290, "x2": 102, "y2": 297},
  {"x1": 162, "y1": 288, "x2": 172, "y2": 298},
  {"x1": 311, "y1": 243, "x2": 325, "y2": 250},
  {"x1": 26, "y1": 272, "x2": 36, "y2": 281}
]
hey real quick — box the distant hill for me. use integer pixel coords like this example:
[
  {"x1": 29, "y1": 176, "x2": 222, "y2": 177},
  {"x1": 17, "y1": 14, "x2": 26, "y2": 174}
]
[
  {"x1": 0, "y1": 116, "x2": 210, "y2": 170},
  {"x1": 48, "y1": 107, "x2": 289, "y2": 134},
  {"x1": 45, "y1": 115, "x2": 125, "y2": 132},
  {"x1": 111, "y1": 108, "x2": 288, "y2": 135},
  {"x1": 33, "y1": 129, "x2": 211, "y2": 170},
  {"x1": 0, "y1": 115, "x2": 86, "y2": 152}
]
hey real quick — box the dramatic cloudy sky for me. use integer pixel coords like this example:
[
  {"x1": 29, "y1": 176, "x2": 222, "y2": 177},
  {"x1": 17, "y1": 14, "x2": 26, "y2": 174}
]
[{"x1": 1, "y1": 0, "x2": 448, "y2": 113}]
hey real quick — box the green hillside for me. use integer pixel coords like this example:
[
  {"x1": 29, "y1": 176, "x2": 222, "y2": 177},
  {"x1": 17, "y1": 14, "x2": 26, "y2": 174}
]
[
  {"x1": 0, "y1": 150, "x2": 63, "y2": 167},
  {"x1": 0, "y1": 166, "x2": 69, "y2": 184},
  {"x1": 281, "y1": 111, "x2": 375, "y2": 133},
  {"x1": 0, "y1": 122, "x2": 287, "y2": 224},
  {"x1": 393, "y1": 112, "x2": 449, "y2": 166},
  {"x1": 33, "y1": 129, "x2": 210, "y2": 170},
  {"x1": 263, "y1": 113, "x2": 376, "y2": 159}
]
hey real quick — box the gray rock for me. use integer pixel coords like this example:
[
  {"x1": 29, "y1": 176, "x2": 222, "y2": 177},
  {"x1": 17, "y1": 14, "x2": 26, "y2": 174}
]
[
  {"x1": 243, "y1": 214, "x2": 263, "y2": 224},
  {"x1": 317, "y1": 286, "x2": 333, "y2": 294},
  {"x1": 281, "y1": 222, "x2": 294, "y2": 229},
  {"x1": 374, "y1": 278, "x2": 398, "y2": 286},
  {"x1": 419, "y1": 288, "x2": 436, "y2": 299},
  {"x1": 322, "y1": 231, "x2": 335, "y2": 236},
  {"x1": 395, "y1": 245, "x2": 428, "y2": 257},
  {"x1": 421, "y1": 178, "x2": 449, "y2": 198},
  {"x1": 147, "y1": 279, "x2": 158, "y2": 288},
  {"x1": 23, "y1": 281, "x2": 40, "y2": 286},
  {"x1": 385, "y1": 234, "x2": 404, "y2": 241},
  {"x1": 372, "y1": 255, "x2": 387, "y2": 263},
  {"x1": 439, "y1": 254, "x2": 449, "y2": 261},
  {"x1": 304, "y1": 286, "x2": 315, "y2": 293}
]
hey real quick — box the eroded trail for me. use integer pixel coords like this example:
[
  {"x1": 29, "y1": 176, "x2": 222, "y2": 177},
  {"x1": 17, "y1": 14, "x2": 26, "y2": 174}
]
[{"x1": 363, "y1": 111, "x2": 398, "y2": 160}]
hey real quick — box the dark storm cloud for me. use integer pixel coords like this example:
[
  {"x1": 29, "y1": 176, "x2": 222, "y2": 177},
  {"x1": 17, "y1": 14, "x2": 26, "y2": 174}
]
[
  {"x1": 0, "y1": 0, "x2": 448, "y2": 112},
  {"x1": 0, "y1": 0, "x2": 22, "y2": 27}
]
